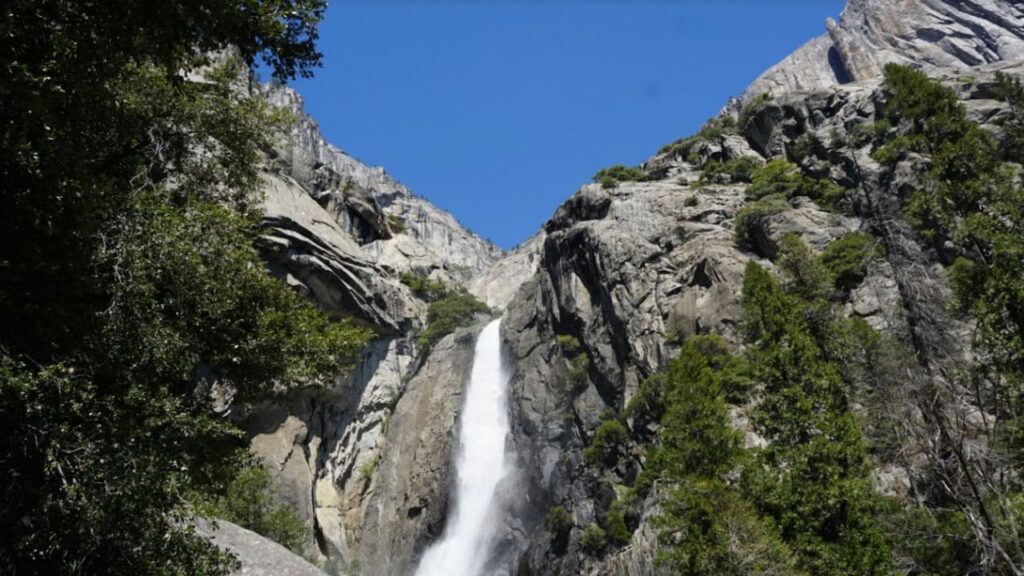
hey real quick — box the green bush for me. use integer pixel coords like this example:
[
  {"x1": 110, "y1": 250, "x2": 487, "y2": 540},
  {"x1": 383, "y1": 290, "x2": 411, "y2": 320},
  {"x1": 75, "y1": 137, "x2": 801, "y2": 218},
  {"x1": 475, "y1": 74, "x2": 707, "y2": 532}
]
[
  {"x1": 557, "y1": 334, "x2": 582, "y2": 355},
  {"x1": 625, "y1": 373, "x2": 668, "y2": 439},
  {"x1": 580, "y1": 524, "x2": 608, "y2": 555},
  {"x1": 747, "y1": 159, "x2": 807, "y2": 200},
  {"x1": 604, "y1": 507, "x2": 632, "y2": 547},
  {"x1": 593, "y1": 164, "x2": 647, "y2": 188},
  {"x1": 657, "y1": 479, "x2": 802, "y2": 576},
  {"x1": 741, "y1": 262, "x2": 894, "y2": 576},
  {"x1": 658, "y1": 116, "x2": 738, "y2": 158},
  {"x1": 738, "y1": 93, "x2": 772, "y2": 130},
  {"x1": 700, "y1": 156, "x2": 760, "y2": 184},
  {"x1": 545, "y1": 506, "x2": 574, "y2": 540},
  {"x1": 684, "y1": 195, "x2": 699, "y2": 207},
  {"x1": 585, "y1": 410, "x2": 630, "y2": 469},
  {"x1": 745, "y1": 158, "x2": 847, "y2": 209},
  {"x1": 776, "y1": 233, "x2": 832, "y2": 303},
  {"x1": 791, "y1": 132, "x2": 824, "y2": 161},
  {"x1": 558, "y1": 335, "x2": 590, "y2": 392},
  {"x1": 820, "y1": 233, "x2": 877, "y2": 292},
  {"x1": 197, "y1": 466, "x2": 307, "y2": 555},
  {"x1": 686, "y1": 334, "x2": 753, "y2": 404},
  {"x1": 994, "y1": 71, "x2": 1024, "y2": 160},
  {"x1": 733, "y1": 193, "x2": 790, "y2": 256},
  {"x1": 417, "y1": 293, "x2": 492, "y2": 348},
  {"x1": 400, "y1": 272, "x2": 449, "y2": 302},
  {"x1": 387, "y1": 214, "x2": 407, "y2": 234}
]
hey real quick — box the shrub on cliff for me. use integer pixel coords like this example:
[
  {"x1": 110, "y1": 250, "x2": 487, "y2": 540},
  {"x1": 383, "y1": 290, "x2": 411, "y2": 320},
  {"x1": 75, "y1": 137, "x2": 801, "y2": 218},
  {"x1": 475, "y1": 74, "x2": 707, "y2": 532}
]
[
  {"x1": 417, "y1": 293, "x2": 492, "y2": 348},
  {"x1": 733, "y1": 193, "x2": 790, "y2": 256},
  {"x1": 196, "y1": 466, "x2": 307, "y2": 555},
  {"x1": 580, "y1": 524, "x2": 607, "y2": 555},
  {"x1": 746, "y1": 158, "x2": 847, "y2": 208},
  {"x1": 400, "y1": 272, "x2": 450, "y2": 302},
  {"x1": 545, "y1": 505, "x2": 574, "y2": 553},
  {"x1": 700, "y1": 156, "x2": 760, "y2": 184},
  {"x1": 820, "y1": 232, "x2": 878, "y2": 292},
  {"x1": 593, "y1": 164, "x2": 647, "y2": 188},
  {"x1": 585, "y1": 410, "x2": 630, "y2": 469}
]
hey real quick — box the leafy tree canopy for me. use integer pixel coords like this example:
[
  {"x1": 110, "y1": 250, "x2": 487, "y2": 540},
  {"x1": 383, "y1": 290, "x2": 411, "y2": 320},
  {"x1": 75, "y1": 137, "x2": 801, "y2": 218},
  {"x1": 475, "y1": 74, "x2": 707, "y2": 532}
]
[{"x1": 0, "y1": 1, "x2": 372, "y2": 574}]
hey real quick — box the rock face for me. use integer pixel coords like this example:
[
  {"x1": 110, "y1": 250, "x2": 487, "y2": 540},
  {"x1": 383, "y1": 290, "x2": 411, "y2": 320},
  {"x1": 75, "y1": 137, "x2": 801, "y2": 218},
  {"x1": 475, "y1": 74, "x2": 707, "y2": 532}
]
[
  {"x1": 490, "y1": 58, "x2": 1021, "y2": 575},
  {"x1": 231, "y1": 1, "x2": 1024, "y2": 574},
  {"x1": 197, "y1": 519, "x2": 329, "y2": 576},
  {"x1": 264, "y1": 86, "x2": 502, "y2": 286},
  {"x1": 469, "y1": 232, "x2": 546, "y2": 309},
  {"x1": 744, "y1": 0, "x2": 1024, "y2": 100},
  {"x1": 238, "y1": 84, "x2": 503, "y2": 573},
  {"x1": 359, "y1": 324, "x2": 484, "y2": 576}
]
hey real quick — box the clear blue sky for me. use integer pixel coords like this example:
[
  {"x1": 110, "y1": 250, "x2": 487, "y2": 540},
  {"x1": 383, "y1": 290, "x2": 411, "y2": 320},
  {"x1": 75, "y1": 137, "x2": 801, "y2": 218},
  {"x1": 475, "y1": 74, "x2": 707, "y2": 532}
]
[{"x1": 286, "y1": 1, "x2": 846, "y2": 249}]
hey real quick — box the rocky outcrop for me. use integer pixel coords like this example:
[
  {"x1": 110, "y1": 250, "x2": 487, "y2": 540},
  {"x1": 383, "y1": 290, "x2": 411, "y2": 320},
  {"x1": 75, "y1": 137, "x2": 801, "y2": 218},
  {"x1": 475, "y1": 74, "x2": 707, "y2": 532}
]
[
  {"x1": 197, "y1": 519, "x2": 329, "y2": 576},
  {"x1": 359, "y1": 325, "x2": 484, "y2": 576},
  {"x1": 469, "y1": 232, "x2": 546, "y2": 309},
  {"x1": 744, "y1": 0, "x2": 1024, "y2": 100},
  {"x1": 491, "y1": 60, "x2": 1020, "y2": 574},
  {"x1": 264, "y1": 86, "x2": 502, "y2": 286},
  {"x1": 234, "y1": 2, "x2": 1023, "y2": 573},
  {"x1": 260, "y1": 172, "x2": 417, "y2": 334},
  {"x1": 242, "y1": 83, "x2": 503, "y2": 573}
]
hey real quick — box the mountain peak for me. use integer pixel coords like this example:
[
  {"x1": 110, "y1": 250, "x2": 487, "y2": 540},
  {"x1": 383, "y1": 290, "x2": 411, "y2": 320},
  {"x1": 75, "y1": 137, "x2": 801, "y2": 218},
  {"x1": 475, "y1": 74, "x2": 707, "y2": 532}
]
[{"x1": 743, "y1": 0, "x2": 1024, "y2": 100}]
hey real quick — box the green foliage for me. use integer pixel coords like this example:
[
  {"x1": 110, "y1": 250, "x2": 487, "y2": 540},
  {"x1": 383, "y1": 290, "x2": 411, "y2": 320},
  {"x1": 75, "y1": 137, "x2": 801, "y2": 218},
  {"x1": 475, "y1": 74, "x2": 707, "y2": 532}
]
[
  {"x1": 881, "y1": 74, "x2": 1024, "y2": 564},
  {"x1": 791, "y1": 132, "x2": 824, "y2": 161},
  {"x1": 604, "y1": 507, "x2": 633, "y2": 547},
  {"x1": 102, "y1": 194, "x2": 370, "y2": 400},
  {"x1": 557, "y1": 334, "x2": 583, "y2": 355},
  {"x1": 545, "y1": 506, "x2": 574, "y2": 539},
  {"x1": 733, "y1": 193, "x2": 791, "y2": 256},
  {"x1": 741, "y1": 262, "x2": 894, "y2": 576},
  {"x1": 776, "y1": 233, "x2": 833, "y2": 304},
  {"x1": 643, "y1": 340, "x2": 742, "y2": 481},
  {"x1": 625, "y1": 373, "x2": 668, "y2": 441},
  {"x1": 196, "y1": 466, "x2": 307, "y2": 555},
  {"x1": 993, "y1": 71, "x2": 1024, "y2": 160},
  {"x1": 400, "y1": 272, "x2": 450, "y2": 302},
  {"x1": 700, "y1": 156, "x2": 760, "y2": 184},
  {"x1": 593, "y1": 164, "x2": 647, "y2": 188},
  {"x1": 684, "y1": 195, "x2": 700, "y2": 207},
  {"x1": 387, "y1": 214, "x2": 407, "y2": 234},
  {"x1": 0, "y1": 2, "x2": 361, "y2": 573},
  {"x1": 656, "y1": 480, "x2": 803, "y2": 576},
  {"x1": 581, "y1": 524, "x2": 608, "y2": 555},
  {"x1": 886, "y1": 506, "x2": 977, "y2": 576},
  {"x1": 746, "y1": 158, "x2": 847, "y2": 208},
  {"x1": 738, "y1": 93, "x2": 772, "y2": 130},
  {"x1": 658, "y1": 116, "x2": 738, "y2": 158},
  {"x1": 558, "y1": 334, "x2": 590, "y2": 392},
  {"x1": 417, "y1": 293, "x2": 492, "y2": 348},
  {"x1": 821, "y1": 232, "x2": 877, "y2": 292},
  {"x1": 0, "y1": 359, "x2": 243, "y2": 576},
  {"x1": 746, "y1": 159, "x2": 804, "y2": 200},
  {"x1": 879, "y1": 64, "x2": 999, "y2": 239},
  {"x1": 634, "y1": 336, "x2": 794, "y2": 575},
  {"x1": 545, "y1": 505, "x2": 574, "y2": 552},
  {"x1": 586, "y1": 410, "x2": 630, "y2": 469}
]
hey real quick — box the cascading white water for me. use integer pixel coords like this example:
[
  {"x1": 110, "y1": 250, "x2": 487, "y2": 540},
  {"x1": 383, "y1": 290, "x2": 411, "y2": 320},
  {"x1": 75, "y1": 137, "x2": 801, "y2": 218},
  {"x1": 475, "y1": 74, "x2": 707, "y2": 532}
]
[{"x1": 414, "y1": 319, "x2": 510, "y2": 576}]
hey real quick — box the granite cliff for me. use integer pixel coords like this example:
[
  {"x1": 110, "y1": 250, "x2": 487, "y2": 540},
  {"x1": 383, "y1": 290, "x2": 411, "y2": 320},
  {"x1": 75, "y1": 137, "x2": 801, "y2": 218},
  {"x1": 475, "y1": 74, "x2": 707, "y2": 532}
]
[{"x1": 235, "y1": 1, "x2": 1024, "y2": 574}]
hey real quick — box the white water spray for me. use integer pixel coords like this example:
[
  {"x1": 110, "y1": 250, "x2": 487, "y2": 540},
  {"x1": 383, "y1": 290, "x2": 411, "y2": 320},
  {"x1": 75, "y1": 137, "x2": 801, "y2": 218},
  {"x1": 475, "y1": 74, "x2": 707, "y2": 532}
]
[{"x1": 414, "y1": 319, "x2": 510, "y2": 576}]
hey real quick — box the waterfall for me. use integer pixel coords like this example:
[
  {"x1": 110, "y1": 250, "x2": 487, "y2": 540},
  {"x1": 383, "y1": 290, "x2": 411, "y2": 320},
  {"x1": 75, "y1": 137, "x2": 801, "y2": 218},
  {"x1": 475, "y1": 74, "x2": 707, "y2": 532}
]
[{"x1": 414, "y1": 319, "x2": 510, "y2": 576}]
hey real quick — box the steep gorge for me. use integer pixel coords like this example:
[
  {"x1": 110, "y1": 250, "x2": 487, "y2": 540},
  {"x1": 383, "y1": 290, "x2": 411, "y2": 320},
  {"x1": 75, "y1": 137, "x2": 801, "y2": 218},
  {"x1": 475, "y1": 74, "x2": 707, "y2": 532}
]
[{"x1": 235, "y1": 1, "x2": 1024, "y2": 574}]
